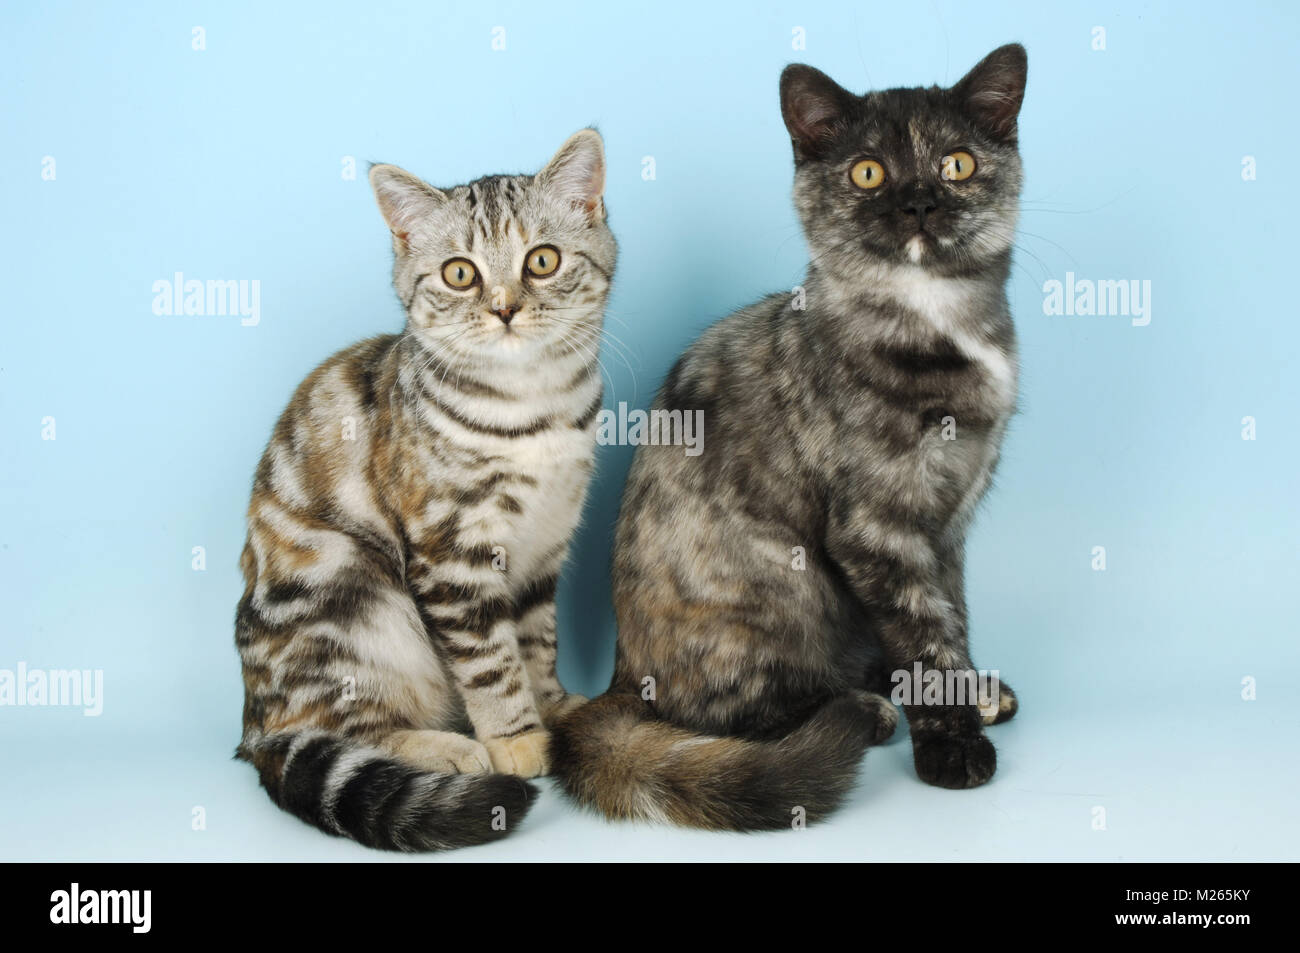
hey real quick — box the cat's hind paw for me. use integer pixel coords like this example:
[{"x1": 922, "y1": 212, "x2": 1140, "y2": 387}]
[
  {"x1": 978, "y1": 678, "x2": 1018, "y2": 725},
  {"x1": 850, "y1": 690, "x2": 899, "y2": 745}
]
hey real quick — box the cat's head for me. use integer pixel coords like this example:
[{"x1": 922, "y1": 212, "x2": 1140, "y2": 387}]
[
  {"x1": 780, "y1": 44, "x2": 1026, "y2": 280},
  {"x1": 369, "y1": 129, "x2": 616, "y2": 365}
]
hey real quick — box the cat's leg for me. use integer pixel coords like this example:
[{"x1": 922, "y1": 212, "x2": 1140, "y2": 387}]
[
  {"x1": 515, "y1": 585, "x2": 587, "y2": 727},
  {"x1": 241, "y1": 535, "x2": 490, "y2": 776},
  {"x1": 840, "y1": 601, "x2": 900, "y2": 701},
  {"x1": 934, "y1": 537, "x2": 1017, "y2": 726},
  {"x1": 417, "y1": 583, "x2": 552, "y2": 778},
  {"x1": 827, "y1": 511, "x2": 995, "y2": 789},
  {"x1": 860, "y1": 654, "x2": 899, "y2": 699}
]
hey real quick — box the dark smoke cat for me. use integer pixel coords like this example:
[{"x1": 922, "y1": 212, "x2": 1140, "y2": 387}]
[{"x1": 553, "y1": 45, "x2": 1027, "y2": 829}]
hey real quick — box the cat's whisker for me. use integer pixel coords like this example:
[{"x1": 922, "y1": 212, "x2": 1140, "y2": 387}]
[
  {"x1": 551, "y1": 322, "x2": 618, "y2": 403},
  {"x1": 385, "y1": 321, "x2": 483, "y2": 417},
  {"x1": 1007, "y1": 240, "x2": 1054, "y2": 284},
  {"x1": 546, "y1": 309, "x2": 643, "y2": 400},
  {"x1": 1011, "y1": 227, "x2": 1081, "y2": 272},
  {"x1": 543, "y1": 304, "x2": 639, "y2": 369}
]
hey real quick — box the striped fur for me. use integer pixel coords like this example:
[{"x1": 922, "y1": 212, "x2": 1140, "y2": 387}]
[
  {"x1": 553, "y1": 48, "x2": 1028, "y2": 828},
  {"x1": 245, "y1": 730, "x2": 536, "y2": 851},
  {"x1": 235, "y1": 130, "x2": 616, "y2": 851}
]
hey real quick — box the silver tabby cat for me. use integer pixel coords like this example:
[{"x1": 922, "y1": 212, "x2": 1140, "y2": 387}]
[
  {"x1": 554, "y1": 47, "x2": 1027, "y2": 829},
  {"x1": 234, "y1": 130, "x2": 616, "y2": 850}
]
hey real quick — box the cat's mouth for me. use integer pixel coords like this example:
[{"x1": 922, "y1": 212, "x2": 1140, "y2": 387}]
[{"x1": 486, "y1": 323, "x2": 545, "y2": 359}]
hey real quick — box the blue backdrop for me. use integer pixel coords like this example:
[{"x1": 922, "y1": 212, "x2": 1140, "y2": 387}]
[{"x1": 2, "y1": 0, "x2": 1297, "y2": 861}]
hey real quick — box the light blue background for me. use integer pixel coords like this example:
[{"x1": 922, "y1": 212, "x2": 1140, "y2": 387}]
[{"x1": 2, "y1": 0, "x2": 1297, "y2": 861}]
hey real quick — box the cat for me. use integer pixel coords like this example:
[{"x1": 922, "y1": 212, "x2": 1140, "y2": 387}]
[
  {"x1": 552, "y1": 45, "x2": 1027, "y2": 830},
  {"x1": 234, "y1": 129, "x2": 616, "y2": 851}
]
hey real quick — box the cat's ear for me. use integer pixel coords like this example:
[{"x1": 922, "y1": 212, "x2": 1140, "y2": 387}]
[
  {"x1": 780, "y1": 65, "x2": 854, "y2": 160},
  {"x1": 369, "y1": 164, "x2": 446, "y2": 246},
  {"x1": 952, "y1": 43, "x2": 1028, "y2": 142},
  {"x1": 538, "y1": 129, "x2": 606, "y2": 222}
]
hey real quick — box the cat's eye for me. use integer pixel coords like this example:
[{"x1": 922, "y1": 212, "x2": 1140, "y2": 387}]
[
  {"x1": 940, "y1": 151, "x2": 976, "y2": 182},
  {"x1": 525, "y1": 245, "x2": 561, "y2": 278},
  {"x1": 441, "y1": 258, "x2": 478, "y2": 289},
  {"x1": 850, "y1": 159, "x2": 886, "y2": 190}
]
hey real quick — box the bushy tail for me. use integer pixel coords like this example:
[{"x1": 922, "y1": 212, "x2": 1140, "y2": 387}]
[
  {"x1": 240, "y1": 732, "x2": 537, "y2": 852},
  {"x1": 550, "y1": 691, "x2": 893, "y2": 831}
]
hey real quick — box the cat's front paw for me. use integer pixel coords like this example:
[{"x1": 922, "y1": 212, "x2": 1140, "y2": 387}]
[
  {"x1": 383, "y1": 729, "x2": 493, "y2": 775},
  {"x1": 541, "y1": 693, "x2": 588, "y2": 727},
  {"x1": 484, "y1": 730, "x2": 551, "y2": 778},
  {"x1": 978, "y1": 678, "x2": 1018, "y2": 725},
  {"x1": 912, "y1": 731, "x2": 996, "y2": 789}
]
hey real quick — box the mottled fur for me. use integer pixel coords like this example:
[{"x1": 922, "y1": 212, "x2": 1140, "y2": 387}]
[
  {"x1": 235, "y1": 130, "x2": 616, "y2": 851},
  {"x1": 553, "y1": 48, "x2": 1028, "y2": 830}
]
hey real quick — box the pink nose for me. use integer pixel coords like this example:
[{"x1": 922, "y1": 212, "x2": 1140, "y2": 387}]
[{"x1": 493, "y1": 304, "x2": 519, "y2": 325}]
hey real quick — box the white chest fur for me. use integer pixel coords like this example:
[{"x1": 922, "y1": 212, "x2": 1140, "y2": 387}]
[
  {"x1": 879, "y1": 266, "x2": 1018, "y2": 410},
  {"x1": 458, "y1": 425, "x2": 596, "y2": 583}
]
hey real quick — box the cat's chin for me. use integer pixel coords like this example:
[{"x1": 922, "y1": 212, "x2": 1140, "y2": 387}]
[
  {"x1": 886, "y1": 233, "x2": 991, "y2": 274},
  {"x1": 904, "y1": 234, "x2": 928, "y2": 263},
  {"x1": 482, "y1": 331, "x2": 545, "y2": 362},
  {"x1": 900, "y1": 231, "x2": 963, "y2": 266},
  {"x1": 851, "y1": 235, "x2": 944, "y2": 271}
]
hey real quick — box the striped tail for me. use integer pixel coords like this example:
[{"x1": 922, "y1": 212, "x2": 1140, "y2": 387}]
[
  {"x1": 550, "y1": 691, "x2": 896, "y2": 831},
  {"x1": 239, "y1": 732, "x2": 537, "y2": 852}
]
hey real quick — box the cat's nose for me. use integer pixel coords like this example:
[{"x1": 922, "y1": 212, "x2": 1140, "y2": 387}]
[
  {"x1": 904, "y1": 200, "x2": 938, "y2": 229},
  {"x1": 493, "y1": 304, "x2": 520, "y2": 325}
]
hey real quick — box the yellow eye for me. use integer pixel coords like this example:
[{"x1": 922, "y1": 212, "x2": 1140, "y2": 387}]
[
  {"x1": 525, "y1": 245, "x2": 561, "y2": 277},
  {"x1": 850, "y1": 159, "x2": 886, "y2": 190},
  {"x1": 941, "y1": 151, "x2": 976, "y2": 182},
  {"x1": 441, "y1": 258, "x2": 477, "y2": 289}
]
